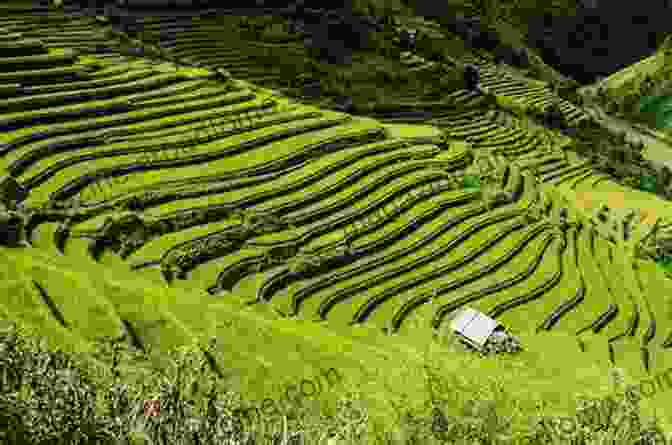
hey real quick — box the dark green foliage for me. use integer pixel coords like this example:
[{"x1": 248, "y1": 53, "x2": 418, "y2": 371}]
[
  {"x1": 463, "y1": 174, "x2": 481, "y2": 189},
  {"x1": 302, "y1": 17, "x2": 354, "y2": 65},
  {"x1": 656, "y1": 255, "x2": 672, "y2": 274},
  {"x1": 0, "y1": 211, "x2": 25, "y2": 247},
  {"x1": 0, "y1": 323, "x2": 114, "y2": 445},
  {"x1": 463, "y1": 63, "x2": 479, "y2": 91},
  {"x1": 640, "y1": 174, "x2": 658, "y2": 193}
]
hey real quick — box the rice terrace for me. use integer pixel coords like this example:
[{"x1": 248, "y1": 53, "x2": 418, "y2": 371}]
[{"x1": 3, "y1": 0, "x2": 672, "y2": 444}]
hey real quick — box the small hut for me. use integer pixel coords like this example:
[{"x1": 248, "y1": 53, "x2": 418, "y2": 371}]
[
  {"x1": 449, "y1": 307, "x2": 522, "y2": 355},
  {"x1": 449, "y1": 307, "x2": 501, "y2": 352}
]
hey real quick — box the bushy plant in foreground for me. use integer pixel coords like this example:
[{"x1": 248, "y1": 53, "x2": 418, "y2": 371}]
[{"x1": 1, "y1": 319, "x2": 670, "y2": 445}]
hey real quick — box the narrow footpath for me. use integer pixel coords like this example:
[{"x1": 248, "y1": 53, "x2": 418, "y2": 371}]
[
  {"x1": 555, "y1": 103, "x2": 672, "y2": 227},
  {"x1": 583, "y1": 104, "x2": 672, "y2": 169}
]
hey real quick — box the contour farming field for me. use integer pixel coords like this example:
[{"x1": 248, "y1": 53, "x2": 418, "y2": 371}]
[{"x1": 3, "y1": 1, "x2": 672, "y2": 438}]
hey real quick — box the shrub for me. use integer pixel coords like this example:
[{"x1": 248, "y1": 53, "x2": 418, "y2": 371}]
[
  {"x1": 0, "y1": 324, "x2": 115, "y2": 444},
  {"x1": 463, "y1": 175, "x2": 481, "y2": 189}
]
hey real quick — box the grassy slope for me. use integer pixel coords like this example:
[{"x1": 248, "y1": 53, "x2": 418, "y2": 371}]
[
  {"x1": 5, "y1": 241, "x2": 661, "y2": 435},
  {"x1": 5, "y1": 201, "x2": 672, "y2": 437}
]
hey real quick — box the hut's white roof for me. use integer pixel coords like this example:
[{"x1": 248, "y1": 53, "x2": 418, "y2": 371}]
[{"x1": 450, "y1": 307, "x2": 501, "y2": 348}]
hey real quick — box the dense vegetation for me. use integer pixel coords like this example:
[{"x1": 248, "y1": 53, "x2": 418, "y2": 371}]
[
  {"x1": 2, "y1": 320, "x2": 670, "y2": 445},
  {"x1": 2, "y1": 0, "x2": 672, "y2": 443}
]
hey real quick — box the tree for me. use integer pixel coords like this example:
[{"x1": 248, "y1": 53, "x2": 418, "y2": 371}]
[
  {"x1": 463, "y1": 64, "x2": 480, "y2": 92},
  {"x1": 397, "y1": 28, "x2": 416, "y2": 50}
]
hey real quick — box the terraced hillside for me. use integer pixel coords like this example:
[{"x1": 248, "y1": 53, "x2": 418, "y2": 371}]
[{"x1": 4, "y1": 1, "x2": 672, "y2": 438}]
